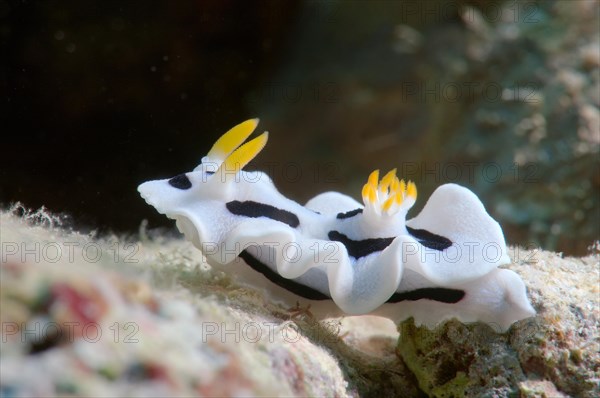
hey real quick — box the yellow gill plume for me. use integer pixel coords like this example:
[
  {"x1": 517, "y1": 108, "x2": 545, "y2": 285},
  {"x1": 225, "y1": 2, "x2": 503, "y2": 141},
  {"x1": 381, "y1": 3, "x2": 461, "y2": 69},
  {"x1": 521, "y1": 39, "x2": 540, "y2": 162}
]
[
  {"x1": 361, "y1": 168, "x2": 417, "y2": 216},
  {"x1": 362, "y1": 169, "x2": 379, "y2": 207}
]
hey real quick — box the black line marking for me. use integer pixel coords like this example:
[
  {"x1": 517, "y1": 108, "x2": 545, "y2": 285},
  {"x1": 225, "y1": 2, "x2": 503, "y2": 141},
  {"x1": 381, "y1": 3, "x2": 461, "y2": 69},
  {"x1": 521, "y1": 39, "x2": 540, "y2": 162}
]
[
  {"x1": 328, "y1": 231, "x2": 394, "y2": 258},
  {"x1": 337, "y1": 208, "x2": 363, "y2": 219},
  {"x1": 168, "y1": 174, "x2": 192, "y2": 190},
  {"x1": 387, "y1": 288, "x2": 465, "y2": 303},
  {"x1": 238, "y1": 250, "x2": 330, "y2": 301},
  {"x1": 406, "y1": 226, "x2": 452, "y2": 251},
  {"x1": 226, "y1": 201, "x2": 300, "y2": 228},
  {"x1": 335, "y1": 210, "x2": 451, "y2": 251}
]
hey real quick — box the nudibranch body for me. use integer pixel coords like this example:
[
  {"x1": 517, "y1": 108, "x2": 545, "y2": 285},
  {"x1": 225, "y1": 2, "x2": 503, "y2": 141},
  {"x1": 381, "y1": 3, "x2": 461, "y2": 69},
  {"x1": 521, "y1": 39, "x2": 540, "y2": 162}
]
[{"x1": 138, "y1": 119, "x2": 535, "y2": 331}]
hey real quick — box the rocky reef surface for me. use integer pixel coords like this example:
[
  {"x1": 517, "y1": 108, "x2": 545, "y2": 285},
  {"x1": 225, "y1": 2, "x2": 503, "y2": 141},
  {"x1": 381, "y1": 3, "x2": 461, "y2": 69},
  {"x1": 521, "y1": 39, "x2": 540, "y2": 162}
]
[{"x1": 1, "y1": 207, "x2": 598, "y2": 397}]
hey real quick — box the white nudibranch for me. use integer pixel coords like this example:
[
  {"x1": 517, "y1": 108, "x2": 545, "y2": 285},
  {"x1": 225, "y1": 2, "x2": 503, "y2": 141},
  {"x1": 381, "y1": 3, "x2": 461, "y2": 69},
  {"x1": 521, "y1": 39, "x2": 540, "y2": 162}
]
[{"x1": 138, "y1": 119, "x2": 535, "y2": 331}]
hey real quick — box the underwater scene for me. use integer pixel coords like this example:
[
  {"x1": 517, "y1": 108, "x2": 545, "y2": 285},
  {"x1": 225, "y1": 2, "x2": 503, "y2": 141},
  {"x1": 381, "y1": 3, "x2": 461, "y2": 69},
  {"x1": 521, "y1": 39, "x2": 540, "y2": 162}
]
[{"x1": 2, "y1": 1, "x2": 599, "y2": 397}]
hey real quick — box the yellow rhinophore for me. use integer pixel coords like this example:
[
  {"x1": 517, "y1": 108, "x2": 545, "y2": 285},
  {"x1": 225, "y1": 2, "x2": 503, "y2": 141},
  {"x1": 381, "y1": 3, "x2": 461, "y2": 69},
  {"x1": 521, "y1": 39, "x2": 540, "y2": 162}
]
[
  {"x1": 361, "y1": 168, "x2": 417, "y2": 216},
  {"x1": 207, "y1": 118, "x2": 259, "y2": 162},
  {"x1": 218, "y1": 131, "x2": 269, "y2": 176}
]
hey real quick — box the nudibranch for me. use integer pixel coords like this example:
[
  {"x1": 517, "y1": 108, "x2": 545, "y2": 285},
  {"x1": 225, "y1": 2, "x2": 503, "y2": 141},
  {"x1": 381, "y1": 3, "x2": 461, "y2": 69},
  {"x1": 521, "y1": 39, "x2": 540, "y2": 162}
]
[{"x1": 138, "y1": 119, "x2": 535, "y2": 331}]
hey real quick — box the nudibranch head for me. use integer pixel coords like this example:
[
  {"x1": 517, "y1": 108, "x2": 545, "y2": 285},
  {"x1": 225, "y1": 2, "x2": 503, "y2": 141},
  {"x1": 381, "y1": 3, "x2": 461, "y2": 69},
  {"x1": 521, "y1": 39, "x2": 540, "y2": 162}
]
[{"x1": 139, "y1": 119, "x2": 271, "y2": 210}]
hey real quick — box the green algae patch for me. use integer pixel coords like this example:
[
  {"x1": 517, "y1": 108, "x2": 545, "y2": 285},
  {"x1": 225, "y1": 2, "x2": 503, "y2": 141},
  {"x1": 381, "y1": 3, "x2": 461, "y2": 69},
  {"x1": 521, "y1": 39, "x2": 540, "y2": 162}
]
[{"x1": 397, "y1": 319, "x2": 525, "y2": 397}]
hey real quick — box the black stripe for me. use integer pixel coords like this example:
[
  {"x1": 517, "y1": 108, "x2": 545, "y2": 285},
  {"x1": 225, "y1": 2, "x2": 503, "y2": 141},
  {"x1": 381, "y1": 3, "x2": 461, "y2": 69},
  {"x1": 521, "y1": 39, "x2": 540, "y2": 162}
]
[
  {"x1": 406, "y1": 226, "x2": 452, "y2": 251},
  {"x1": 335, "y1": 210, "x2": 451, "y2": 251},
  {"x1": 337, "y1": 208, "x2": 363, "y2": 219},
  {"x1": 239, "y1": 252, "x2": 464, "y2": 305},
  {"x1": 387, "y1": 288, "x2": 465, "y2": 303},
  {"x1": 168, "y1": 174, "x2": 192, "y2": 190},
  {"x1": 226, "y1": 200, "x2": 300, "y2": 228},
  {"x1": 328, "y1": 231, "x2": 394, "y2": 258},
  {"x1": 238, "y1": 251, "x2": 330, "y2": 301}
]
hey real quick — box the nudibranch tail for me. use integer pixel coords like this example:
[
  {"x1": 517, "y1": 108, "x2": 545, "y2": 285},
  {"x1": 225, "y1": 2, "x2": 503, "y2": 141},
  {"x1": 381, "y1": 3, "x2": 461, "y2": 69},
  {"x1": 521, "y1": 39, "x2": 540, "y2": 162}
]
[
  {"x1": 216, "y1": 131, "x2": 269, "y2": 179},
  {"x1": 362, "y1": 168, "x2": 417, "y2": 216},
  {"x1": 206, "y1": 118, "x2": 259, "y2": 164}
]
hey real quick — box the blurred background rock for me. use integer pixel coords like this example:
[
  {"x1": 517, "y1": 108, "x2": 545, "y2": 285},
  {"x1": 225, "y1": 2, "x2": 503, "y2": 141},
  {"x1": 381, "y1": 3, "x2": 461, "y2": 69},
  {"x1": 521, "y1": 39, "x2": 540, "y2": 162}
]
[{"x1": 2, "y1": 0, "x2": 598, "y2": 255}]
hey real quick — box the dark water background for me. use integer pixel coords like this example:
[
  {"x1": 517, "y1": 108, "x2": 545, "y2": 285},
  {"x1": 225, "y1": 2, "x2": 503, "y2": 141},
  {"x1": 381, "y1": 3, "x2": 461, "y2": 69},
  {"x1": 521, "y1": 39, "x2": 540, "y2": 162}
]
[{"x1": 2, "y1": 0, "x2": 598, "y2": 255}]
